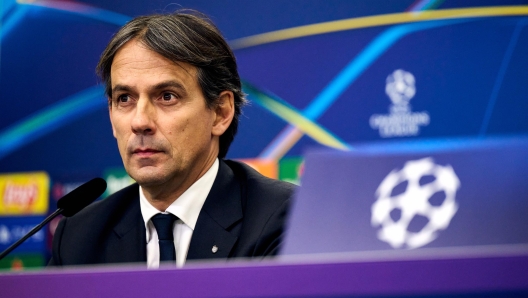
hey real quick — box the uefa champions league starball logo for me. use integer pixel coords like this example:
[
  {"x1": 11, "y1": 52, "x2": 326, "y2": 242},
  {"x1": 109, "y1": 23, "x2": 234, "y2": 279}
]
[
  {"x1": 385, "y1": 69, "x2": 416, "y2": 106},
  {"x1": 371, "y1": 158, "x2": 460, "y2": 249},
  {"x1": 369, "y1": 69, "x2": 429, "y2": 138}
]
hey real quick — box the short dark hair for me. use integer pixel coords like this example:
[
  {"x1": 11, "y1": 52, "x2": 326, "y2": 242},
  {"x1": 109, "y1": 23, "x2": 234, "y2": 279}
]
[{"x1": 97, "y1": 10, "x2": 246, "y2": 158}]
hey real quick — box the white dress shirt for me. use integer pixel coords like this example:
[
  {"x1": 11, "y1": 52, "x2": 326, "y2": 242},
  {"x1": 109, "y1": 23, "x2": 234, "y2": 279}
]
[{"x1": 139, "y1": 159, "x2": 219, "y2": 268}]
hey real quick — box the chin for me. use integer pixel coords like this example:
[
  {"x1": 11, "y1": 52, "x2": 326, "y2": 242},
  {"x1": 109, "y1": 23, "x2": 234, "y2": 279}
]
[
  {"x1": 133, "y1": 176, "x2": 164, "y2": 187},
  {"x1": 128, "y1": 168, "x2": 169, "y2": 187}
]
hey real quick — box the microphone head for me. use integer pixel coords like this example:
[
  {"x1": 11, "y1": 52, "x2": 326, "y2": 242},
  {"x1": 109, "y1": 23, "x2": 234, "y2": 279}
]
[{"x1": 57, "y1": 178, "x2": 107, "y2": 217}]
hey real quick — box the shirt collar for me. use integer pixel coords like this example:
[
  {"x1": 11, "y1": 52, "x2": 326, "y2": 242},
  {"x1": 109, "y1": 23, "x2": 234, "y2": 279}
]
[{"x1": 139, "y1": 158, "x2": 219, "y2": 241}]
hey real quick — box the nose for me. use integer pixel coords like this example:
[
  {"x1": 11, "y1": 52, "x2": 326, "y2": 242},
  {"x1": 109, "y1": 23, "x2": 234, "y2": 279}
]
[{"x1": 131, "y1": 98, "x2": 156, "y2": 135}]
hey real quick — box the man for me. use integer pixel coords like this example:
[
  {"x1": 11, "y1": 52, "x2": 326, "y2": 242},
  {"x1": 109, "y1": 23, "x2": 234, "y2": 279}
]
[{"x1": 49, "y1": 11, "x2": 295, "y2": 267}]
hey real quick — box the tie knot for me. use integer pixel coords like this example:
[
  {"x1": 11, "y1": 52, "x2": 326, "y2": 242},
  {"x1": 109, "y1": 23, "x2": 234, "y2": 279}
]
[{"x1": 151, "y1": 213, "x2": 177, "y2": 241}]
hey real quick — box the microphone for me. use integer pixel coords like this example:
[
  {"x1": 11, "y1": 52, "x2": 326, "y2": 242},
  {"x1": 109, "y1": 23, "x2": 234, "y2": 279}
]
[
  {"x1": 0, "y1": 177, "x2": 107, "y2": 261},
  {"x1": 57, "y1": 177, "x2": 107, "y2": 217}
]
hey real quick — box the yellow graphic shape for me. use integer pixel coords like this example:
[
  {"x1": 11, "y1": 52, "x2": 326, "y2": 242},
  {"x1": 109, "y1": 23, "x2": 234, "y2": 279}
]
[
  {"x1": 0, "y1": 172, "x2": 49, "y2": 215},
  {"x1": 231, "y1": 6, "x2": 528, "y2": 49},
  {"x1": 249, "y1": 89, "x2": 350, "y2": 151}
]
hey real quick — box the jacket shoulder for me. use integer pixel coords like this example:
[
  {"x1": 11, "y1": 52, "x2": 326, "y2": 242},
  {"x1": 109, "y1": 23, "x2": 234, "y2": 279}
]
[
  {"x1": 50, "y1": 183, "x2": 141, "y2": 265},
  {"x1": 223, "y1": 159, "x2": 297, "y2": 256},
  {"x1": 224, "y1": 159, "x2": 296, "y2": 202},
  {"x1": 67, "y1": 183, "x2": 139, "y2": 223}
]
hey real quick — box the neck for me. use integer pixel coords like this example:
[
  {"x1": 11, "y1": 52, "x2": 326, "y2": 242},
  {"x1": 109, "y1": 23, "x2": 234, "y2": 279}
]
[{"x1": 141, "y1": 156, "x2": 217, "y2": 212}]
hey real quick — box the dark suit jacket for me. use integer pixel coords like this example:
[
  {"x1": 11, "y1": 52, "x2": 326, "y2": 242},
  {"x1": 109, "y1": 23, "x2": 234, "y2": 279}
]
[{"x1": 49, "y1": 159, "x2": 295, "y2": 266}]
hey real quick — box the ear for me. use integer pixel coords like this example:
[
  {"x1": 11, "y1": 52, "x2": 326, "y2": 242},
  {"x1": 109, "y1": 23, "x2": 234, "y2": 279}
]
[
  {"x1": 211, "y1": 91, "x2": 235, "y2": 137},
  {"x1": 108, "y1": 101, "x2": 117, "y2": 138}
]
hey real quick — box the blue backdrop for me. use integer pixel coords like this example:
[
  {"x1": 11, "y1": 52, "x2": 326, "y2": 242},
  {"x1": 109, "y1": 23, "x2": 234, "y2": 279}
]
[
  {"x1": 2, "y1": 0, "x2": 527, "y2": 178},
  {"x1": 1, "y1": 0, "x2": 528, "y2": 267}
]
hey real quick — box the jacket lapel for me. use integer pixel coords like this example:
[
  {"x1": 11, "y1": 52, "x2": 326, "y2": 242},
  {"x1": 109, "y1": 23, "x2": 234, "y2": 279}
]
[
  {"x1": 105, "y1": 185, "x2": 147, "y2": 264},
  {"x1": 187, "y1": 160, "x2": 243, "y2": 260}
]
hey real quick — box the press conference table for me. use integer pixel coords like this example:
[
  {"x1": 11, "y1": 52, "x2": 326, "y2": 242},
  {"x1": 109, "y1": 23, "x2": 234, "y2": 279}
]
[{"x1": 1, "y1": 249, "x2": 527, "y2": 297}]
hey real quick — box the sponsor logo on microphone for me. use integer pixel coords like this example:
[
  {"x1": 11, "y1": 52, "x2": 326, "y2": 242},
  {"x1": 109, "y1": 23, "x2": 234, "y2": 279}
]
[{"x1": 0, "y1": 172, "x2": 49, "y2": 215}]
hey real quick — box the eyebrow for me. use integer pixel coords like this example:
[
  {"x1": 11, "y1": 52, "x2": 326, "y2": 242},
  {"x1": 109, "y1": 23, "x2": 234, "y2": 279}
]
[
  {"x1": 111, "y1": 81, "x2": 187, "y2": 96},
  {"x1": 152, "y1": 81, "x2": 186, "y2": 92},
  {"x1": 111, "y1": 84, "x2": 133, "y2": 95}
]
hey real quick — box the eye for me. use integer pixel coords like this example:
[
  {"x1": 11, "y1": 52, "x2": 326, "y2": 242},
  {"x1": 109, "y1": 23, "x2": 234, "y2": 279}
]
[
  {"x1": 159, "y1": 92, "x2": 179, "y2": 105},
  {"x1": 117, "y1": 94, "x2": 130, "y2": 103},
  {"x1": 113, "y1": 94, "x2": 135, "y2": 108},
  {"x1": 162, "y1": 93, "x2": 176, "y2": 101}
]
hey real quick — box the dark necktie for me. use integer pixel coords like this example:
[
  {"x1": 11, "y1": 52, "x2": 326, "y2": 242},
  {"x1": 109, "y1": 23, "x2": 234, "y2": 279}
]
[{"x1": 151, "y1": 213, "x2": 177, "y2": 263}]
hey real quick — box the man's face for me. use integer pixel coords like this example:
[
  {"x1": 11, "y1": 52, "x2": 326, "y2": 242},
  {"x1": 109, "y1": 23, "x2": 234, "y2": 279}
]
[{"x1": 108, "y1": 39, "x2": 230, "y2": 191}]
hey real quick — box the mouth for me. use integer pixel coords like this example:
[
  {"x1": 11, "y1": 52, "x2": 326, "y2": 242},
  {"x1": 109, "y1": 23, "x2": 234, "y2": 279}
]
[{"x1": 132, "y1": 148, "x2": 162, "y2": 158}]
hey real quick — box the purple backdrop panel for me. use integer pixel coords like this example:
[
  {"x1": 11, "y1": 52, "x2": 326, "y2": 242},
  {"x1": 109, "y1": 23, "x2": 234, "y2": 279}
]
[
  {"x1": 0, "y1": 254, "x2": 527, "y2": 297},
  {"x1": 282, "y1": 136, "x2": 528, "y2": 255}
]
